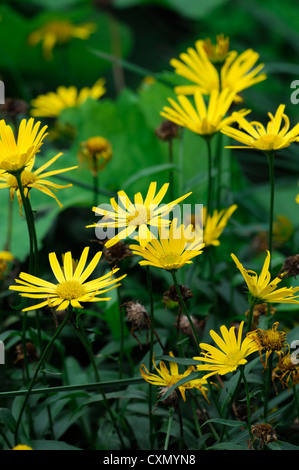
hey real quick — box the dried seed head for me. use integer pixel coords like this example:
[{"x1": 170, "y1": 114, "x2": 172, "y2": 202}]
[
  {"x1": 163, "y1": 284, "x2": 193, "y2": 309},
  {"x1": 245, "y1": 302, "x2": 276, "y2": 330},
  {"x1": 278, "y1": 254, "x2": 299, "y2": 279},
  {"x1": 251, "y1": 423, "x2": 277, "y2": 447},
  {"x1": 175, "y1": 314, "x2": 204, "y2": 337},
  {"x1": 157, "y1": 387, "x2": 178, "y2": 406},
  {"x1": 155, "y1": 120, "x2": 179, "y2": 141},
  {"x1": 123, "y1": 301, "x2": 151, "y2": 348},
  {"x1": 13, "y1": 342, "x2": 38, "y2": 366},
  {"x1": 102, "y1": 241, "x2": 133, "y2": 265},
  {"x1": 0, "y1": 98, "x2": 29, "y2": 119}
]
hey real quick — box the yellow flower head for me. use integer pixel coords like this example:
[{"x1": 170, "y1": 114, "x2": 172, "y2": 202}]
[
  {"x1": 78, "y1": 136, "x2": 112, "y2": 175},
  {"x1": 231, "y1": 251, "x2": 299, "y2": 305},
  {"x1": 170, "y1": 39, "x2": 266, "y2": 98},
  {"x1": 202, "y1": 34, "x2": 230, "y2": 64},
  {"x1": 88, "y1": 182, "x2": 192, "y2": 248},
  {"x1": 193, "y1": 321, "x2": 259, "y2": 379},
  {"x1": 28, "y1": 19, "x2": 96, "y2": 60},
  {"x1": 0, "y1": 153, "x2": 78, "y2": 214},
  {"x1": 30, "y1": 79, "x2": 106, "y2": 118},
  {"x1": 140, "y1": 351, "x2": 210, "y2": 402},
  {"x1": 188, "y1": 204, "x2": 237, "y2": 247},
  {"x1": 247, "y1": 322, "x2": 288, "y2": 368},
  {"x1": 0, "y1": 118, "x2": 48, "y2": 174},
  {"x1": 0, "y1": 251, "x2": 14, "y2": 278},
  {"x1": 12, "y1": 444, "x2": 33, "y2": 450},
  {"x1": 222, "y1": 104, "x2": 299, "y2": 153},
  {"x1": 161, "y1": 88, "x2": 249, "y2": 138},
  {"x1": 9, "y1": 246, "x2": 126, "y2": 312},
  {"x1": 129, "y1": 218, "x2": 205, "y2": 271}
]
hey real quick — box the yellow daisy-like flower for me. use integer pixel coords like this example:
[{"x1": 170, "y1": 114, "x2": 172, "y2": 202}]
[
  {"x1": 160, "y1": 88, "x2": 249, "y2": 138},
  {"x1": 9, "y1": 246, "x2": 126, "y2": 312},
  {"x1": 28, "y1": 19, "x2": 96, "y2": 61},
  {"x1": 231, "y1": 251, "x2": 299, "y2": 305},
  {"x1": 78, "y1": 136, "x2": 112, "y2": 176},
  {"x1": 171, "y1": 39, "x2": 266, "y2": 98},
  {"x1": 0, "y1": 118, "x2": 48, "y2": 174},
  {"x1": 193, "y1": 321, "x2": 259, "y2": 379},
  {"x1": 140, "y1": 351, "x2": 210, "y2": 402},
  {"x1": 188, "y1": 204, "x2": 237, "y2": 247},
  {"x1": 129, "y1": 218, "x2": 205, "y2": 271},
  {"x1": 88, "y1": 182, "x2": 191, "y2": 248},
  {"x1": 30, "y1": 79, "x2": 106, "y2": 119},
  {"x1": 247, "y1": 322, "x2": 288, "y2": 369},
  {"x1": 221, "y1": 104, "x2": 299, "y2": 153},
  {"x1": 0, "y1": 251, "x2": 14, "y2": 278},
  {"x1": 0, "y1": 153, "x2": 77, "y2": 214},
  {"x1": 11, "y1": 444, "x2": 33, "y2": 450}
]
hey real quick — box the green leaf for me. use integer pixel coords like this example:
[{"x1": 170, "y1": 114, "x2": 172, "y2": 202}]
[
  {"x1": 0, "y1": 408, "x2": 17, "y2": 433},
  {"x1": 31, "y1": 439, "x2": 82, "y2": 450},
  {"x1": 203, "y1": 417, "x2": 247, "y2": 428}
]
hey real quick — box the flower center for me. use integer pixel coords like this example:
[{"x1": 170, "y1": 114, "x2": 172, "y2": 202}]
[
  {"x1": 161, "y1": 253, "x2": 181, "y2": 268},
  {"x1": 127, "y1": 206, "x2": 150, "y2": 227},
  {"x1": 55, "y1": 280, "x2": 86, "y2": 300},
  {"x1": 86, "y1": 136, "x2": 110, "y2": 154},
  {"x1": 7, "y1": 170, "x2": 37, "y2": 189},
  {"x1": 262, "y1": 330, "x2": 286, "y2": 351},
  {"x1": 224, "y1": 349, "x2": 244, "y2": 367},
  {"x1": 254, "y1": 134, "x2": 284, "y2": 151}
]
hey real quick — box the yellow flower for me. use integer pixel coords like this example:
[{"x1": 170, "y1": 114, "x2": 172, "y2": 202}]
[
  {"x1": 193, "y1": 321, "x2": 259, "y2": 379},
  {"x1": 247, "y1": 322, "x2": 288, "y2": 368},
  {"x1": 0, "y1": 251, "x2": 14, "y2": 278},
  {"x1": 188, "y1": 204, "x2": 237, "y2": 247},
  {"x1": 12, "y1": 444, "x2": 33, "y2": 450},
  {"x1": 140, "y1": 351, "x2": 210, "y2": 402},
  {"x1": 170, "y1": 39, "x2": 266, "y2": 98},
  {"x1": 202, "y1": 34, "x2": 230, "y2": 64},
  {"x1": 88, "y1": 182, "x2": 191, "y2": 248},
  {"x1": 231, "y1": 251, "x2": 299, "y2": 305},
  {"x1": 0, "y1": 153, "x2": 78, "y2": 214},
  {"x1": 9, "y1": 246, "x2": 126, "y2": 312},
  {"x1": 160, "y1": 88, "x2": 249, "y2": 138},
  {"x1": 78, "y1": 136, "x2": 112, "y2": 175},
  {"x1": 28, "y1": 19, "x2": 96, "y2": 61},
  {"x1": 129, "y1": 218, "x2": 205, "y2": 271},
  {"x1": 30, "y1": 79, "x2": 106, "y2": 118},
  {"x1": 0, "y1": 118, "x2": 48, "y2": 174},
  {"x1": 221, "y1": 104, "x2": 299, "y2": 153}
]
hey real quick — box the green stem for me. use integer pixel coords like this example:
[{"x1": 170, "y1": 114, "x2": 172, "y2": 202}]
[
  {"x1": 263, "y1": 352, "x2": 273, "y2": 421},
  {"x1": 117, "y1": 286, "x2": 124, "y2": 380},
  {"x1": 168, "y1": 139, "x2": 174, "y2": 202},
  {"x1": 164, "y1": 406, "x2": 174, "y2": 450},
  {"x1": 293, "y1": 385, "x2": 299, "y2": 424},
  {"x1": 92, "y1": 155, "x2": 98, "y2": 208},
  {"x1": 14, "y1": 172, "x2": 38, "y2": 275},
  {"x1": 170, "y1": 270, "x2": 201, "y2": 354},
  {"x1": 266, "y1": 152, "x2": 275, "y2": 268},
  {"x1": 205, "y1": 137, "x2": 213, "y2": 217},
  {"x1": 247, "y1": 301, "x2": 255, "y2": 334},
  {"x1": 146, "y1": 265, "x2": 155, "y2": 448},
  {"x1": 71, "y1": 315, "x2": 125, "y2": 449},
  {"x1": 14, "y1": 309, "x2": 71, "y2": 446},
  {"x1": 215, "y1": 132, "x2": 223, "y2": 210},
  {"x1": 239, "y1": 365, "x2": 255, "y2": 446}
]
